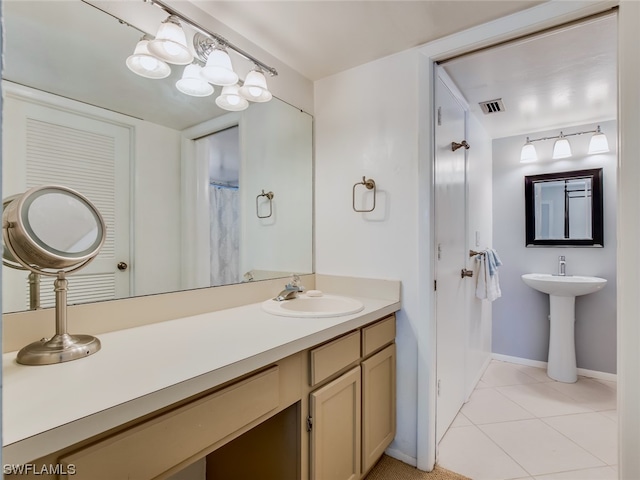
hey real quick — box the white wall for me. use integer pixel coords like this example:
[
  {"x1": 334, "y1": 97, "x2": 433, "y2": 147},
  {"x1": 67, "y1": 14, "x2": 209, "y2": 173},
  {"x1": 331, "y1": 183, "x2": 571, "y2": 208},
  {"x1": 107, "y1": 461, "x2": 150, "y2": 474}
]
[
  {"x1": 240, "y1": 101, "x2": 313, "y2": 277},
  {"x1": 133, "y1": 121, "x2": 182, "y2": 296},
  {"x1": 315, "y1": 49, "x2": 421, "y2": 463},
  {"x1": 492, "y1": 120, "x2": 617, "y2": 373}
]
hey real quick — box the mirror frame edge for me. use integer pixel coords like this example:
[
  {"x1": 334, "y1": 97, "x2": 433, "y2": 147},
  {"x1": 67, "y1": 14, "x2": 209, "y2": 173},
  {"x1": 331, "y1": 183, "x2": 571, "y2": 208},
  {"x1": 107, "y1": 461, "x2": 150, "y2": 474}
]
[{"x1": 524, "y1": 167, "x2": 604, "y2": 247}]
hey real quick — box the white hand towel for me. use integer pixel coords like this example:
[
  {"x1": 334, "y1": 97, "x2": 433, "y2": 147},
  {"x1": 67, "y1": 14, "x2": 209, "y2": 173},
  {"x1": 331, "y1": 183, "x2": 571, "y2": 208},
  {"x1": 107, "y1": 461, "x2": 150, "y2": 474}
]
[{"x1": 474, "y1": 249, "x2": 502, "y2": 301}]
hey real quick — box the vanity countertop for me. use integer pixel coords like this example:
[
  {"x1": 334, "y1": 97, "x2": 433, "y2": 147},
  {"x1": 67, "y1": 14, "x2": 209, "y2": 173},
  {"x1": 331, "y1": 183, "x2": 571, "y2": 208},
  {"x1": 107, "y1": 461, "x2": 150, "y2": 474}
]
[{"x1": 2, "y1": 292, "x2": 400, "y2": 464}]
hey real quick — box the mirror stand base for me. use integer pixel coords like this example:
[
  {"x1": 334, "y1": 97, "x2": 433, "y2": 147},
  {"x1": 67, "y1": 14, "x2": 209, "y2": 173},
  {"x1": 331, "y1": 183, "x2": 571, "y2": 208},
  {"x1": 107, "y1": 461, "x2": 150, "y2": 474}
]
[{"x1": 16, "y1": 334, "x2": 101, "y2": 366}]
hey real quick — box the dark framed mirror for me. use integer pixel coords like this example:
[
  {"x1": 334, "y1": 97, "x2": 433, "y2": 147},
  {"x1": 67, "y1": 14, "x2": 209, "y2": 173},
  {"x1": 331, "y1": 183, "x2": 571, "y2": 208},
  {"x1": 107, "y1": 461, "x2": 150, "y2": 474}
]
[{"x1": 525, "y1": 168, "x2": 604, "y2": 247}]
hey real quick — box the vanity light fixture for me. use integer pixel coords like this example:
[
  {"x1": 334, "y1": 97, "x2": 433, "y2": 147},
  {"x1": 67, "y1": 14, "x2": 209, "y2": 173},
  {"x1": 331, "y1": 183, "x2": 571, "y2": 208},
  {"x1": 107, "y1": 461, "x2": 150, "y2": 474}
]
[
  {"x1": 519, "y1": 125, "x2": 610, "y2": 163},
  {"x1": 520, "y1": 137, "x2": 538, "y2": 163},
  {"x1": 552, "y1": 132, "x2": 572, "y2": 159},
  {"x1": 126, "y1": 36, "x2": 171, "y2": 79},
  {"x1": 239, "y1": 68, "x2": 273, "y2": 103},
  {"x1": 588, "y1": 125, "x2": 610, "y2": 154},
  {"x1": 147, "y1": 16, "x2": 193, "y2": 65},
  {"x1": 201, "y1": 46, "x2": 239, "y2": 86},
  {"x1": 216, "y1": 84, "x2": 249, "y2": 111},
  {"x1": 120, "y1": 0, "x2": 277, "y2": 111},
  {"x1": 176, "y1": 64, "x2": 214, "y2": 97}
]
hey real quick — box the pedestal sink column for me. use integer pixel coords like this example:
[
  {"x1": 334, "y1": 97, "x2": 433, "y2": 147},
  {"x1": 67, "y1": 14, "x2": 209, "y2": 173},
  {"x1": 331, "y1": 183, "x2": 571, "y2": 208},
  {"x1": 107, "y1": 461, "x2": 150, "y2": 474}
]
[{"x1": 547, "y1": 295, "x2": 577, "y2": 383}]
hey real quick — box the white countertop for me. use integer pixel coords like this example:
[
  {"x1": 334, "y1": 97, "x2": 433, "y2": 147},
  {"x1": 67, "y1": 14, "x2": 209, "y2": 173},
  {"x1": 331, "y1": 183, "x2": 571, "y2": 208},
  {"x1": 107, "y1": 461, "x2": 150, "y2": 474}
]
[{"x1": 3, "y1": 294, "x2": 400, "y2": 464}]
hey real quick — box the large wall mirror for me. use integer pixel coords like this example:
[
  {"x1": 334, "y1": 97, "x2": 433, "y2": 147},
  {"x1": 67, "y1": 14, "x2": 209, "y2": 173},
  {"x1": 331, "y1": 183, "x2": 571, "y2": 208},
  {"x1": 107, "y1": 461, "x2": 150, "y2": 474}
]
[
  {"x1": 2, "y1": 1, "x2": 313, "y2": 313},
  {"x1": 524, "y1": 168, "x2": 604, "y2": 247}
]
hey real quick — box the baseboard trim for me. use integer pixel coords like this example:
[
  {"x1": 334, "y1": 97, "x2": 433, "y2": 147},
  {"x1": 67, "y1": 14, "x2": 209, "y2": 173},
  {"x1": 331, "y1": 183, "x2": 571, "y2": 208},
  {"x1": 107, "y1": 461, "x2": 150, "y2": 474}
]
[
  {"x1": 492, "y1": 353, "x2": 617, "y2": 382},
  {"x1": 384, "y1": 448, "x2": 417, "y2": 468}
]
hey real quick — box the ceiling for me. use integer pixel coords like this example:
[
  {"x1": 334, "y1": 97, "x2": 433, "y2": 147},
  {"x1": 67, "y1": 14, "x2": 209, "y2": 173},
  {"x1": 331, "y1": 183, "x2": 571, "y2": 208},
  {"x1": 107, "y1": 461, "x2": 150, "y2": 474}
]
[
  {"x1": 440, "y1": 12, "x2": 618, "y2": 139},
  {"x1": 193, "y1": 1, "x2": 545, "y2": 81}
]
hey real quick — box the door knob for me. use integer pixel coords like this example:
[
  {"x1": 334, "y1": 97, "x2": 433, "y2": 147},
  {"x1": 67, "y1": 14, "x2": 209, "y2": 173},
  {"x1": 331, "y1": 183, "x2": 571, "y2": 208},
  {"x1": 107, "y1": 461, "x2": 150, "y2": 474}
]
[
  {"x1": 461, "y1": 268, "x2": 473, "y2": 278},
  {"x1": 117, "y1": 262, "x2": 128, "y2": 271}
]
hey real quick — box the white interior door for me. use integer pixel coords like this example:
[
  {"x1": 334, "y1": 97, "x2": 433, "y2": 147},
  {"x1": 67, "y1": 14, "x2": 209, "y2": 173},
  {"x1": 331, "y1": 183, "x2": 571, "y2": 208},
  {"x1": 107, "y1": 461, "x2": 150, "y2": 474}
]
[
  {"x1": 2, "y1": 90, "x2": 131, "y2": 311},
  {"x1": 435, "y1": 72, "x2": 469, "y2": 444}
]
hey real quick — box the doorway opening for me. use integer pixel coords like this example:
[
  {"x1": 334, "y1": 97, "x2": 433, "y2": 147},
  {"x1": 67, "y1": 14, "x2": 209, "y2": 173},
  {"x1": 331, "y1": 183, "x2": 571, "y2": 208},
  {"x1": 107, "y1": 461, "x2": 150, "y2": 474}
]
[{"x1": 431, "y1": 10, "x2": 618, "y2": 478}]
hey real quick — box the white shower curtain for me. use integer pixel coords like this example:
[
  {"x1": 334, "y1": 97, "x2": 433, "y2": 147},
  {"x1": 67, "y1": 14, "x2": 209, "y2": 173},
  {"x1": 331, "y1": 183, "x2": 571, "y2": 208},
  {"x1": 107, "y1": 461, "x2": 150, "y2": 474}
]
[{"x1": 209, "y1": 185, "x2": 240, "y2": 286}]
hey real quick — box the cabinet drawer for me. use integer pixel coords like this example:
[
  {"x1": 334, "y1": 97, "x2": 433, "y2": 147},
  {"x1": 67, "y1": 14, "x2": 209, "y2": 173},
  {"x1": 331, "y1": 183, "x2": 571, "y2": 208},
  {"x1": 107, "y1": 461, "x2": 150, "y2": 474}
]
[
  {"x1": 362, "y1": 315, "x2": 396, "y2": 357},
  {"x1": 310, "y1": 331, "x2": 360, "y2": 386},
  {"x1": 60, "y1": 367, "x2": 280, "y2": 480}
]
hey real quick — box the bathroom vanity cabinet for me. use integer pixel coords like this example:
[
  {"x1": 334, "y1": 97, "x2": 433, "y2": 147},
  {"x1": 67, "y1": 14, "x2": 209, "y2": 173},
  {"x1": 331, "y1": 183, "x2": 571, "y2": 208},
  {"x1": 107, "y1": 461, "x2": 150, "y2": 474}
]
[
  {"x1": 309, "y1": 315, "x2": 396, "y2": 480},
  {"x1": 12, "y1": 313, "x2": 396, "y2": 480}
]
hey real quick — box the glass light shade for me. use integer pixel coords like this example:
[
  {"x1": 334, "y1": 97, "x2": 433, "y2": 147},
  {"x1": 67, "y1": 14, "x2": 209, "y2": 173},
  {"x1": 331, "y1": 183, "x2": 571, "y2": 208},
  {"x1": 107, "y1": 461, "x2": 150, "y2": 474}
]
[
  {"x1": 176, "y1": 64, "x2": 214, "y2": 97},
  {"x1": 552, "y1": 136, "x2": 572, "y2": 159},
  {"x1": 201, "y1": 48, "x2": 238, "y2": 86},
  {"x1": 148, "y1": 17, "x2": 193, "y2": 65},
  {"x1": 588, "y1": 130, "x2": 609, "y2": 154},
  {"x1": 216, "y1": 84, "x2": 249, "y2": 111},
  {"x1": 520, "y1": 140, "x2": 538, "y2": 163},
  {"x1": 239, "y1": 69, "x2": 272, "y2": 102},
  {"x1": 126, "y1": 39, "x2": 171, "y2": 79}
]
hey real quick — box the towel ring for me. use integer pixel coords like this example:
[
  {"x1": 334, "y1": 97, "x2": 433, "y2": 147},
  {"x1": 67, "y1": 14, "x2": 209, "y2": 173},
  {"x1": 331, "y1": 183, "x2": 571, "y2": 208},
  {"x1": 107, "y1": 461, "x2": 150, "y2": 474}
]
[
  {"x1": 352, "y1": 176, "x2": 376, "y2": 213},
  {"x1": 256, "y1": 190, "x2": 274, "y2": 219}
]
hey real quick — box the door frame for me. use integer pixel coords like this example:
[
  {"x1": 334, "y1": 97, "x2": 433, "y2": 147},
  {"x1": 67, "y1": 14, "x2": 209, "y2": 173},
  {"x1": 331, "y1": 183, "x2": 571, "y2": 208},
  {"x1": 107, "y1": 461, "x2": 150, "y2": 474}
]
[{"x1": 415, "y1": 0, "x2": 639, "y2": 474}]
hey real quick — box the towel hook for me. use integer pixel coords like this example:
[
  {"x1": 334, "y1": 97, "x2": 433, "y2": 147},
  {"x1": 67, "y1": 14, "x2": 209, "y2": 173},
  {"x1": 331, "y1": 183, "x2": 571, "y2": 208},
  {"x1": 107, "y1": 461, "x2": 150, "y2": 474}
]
[
  {"x1": 352, "y1": 176, "x2": 376, "y2": 213},
  {"x1": 451, "y1": 140, "x2": 470, "y2": 151},
  {"x1": 256, "y1": 189, "x2": 274, "y2": 218}
]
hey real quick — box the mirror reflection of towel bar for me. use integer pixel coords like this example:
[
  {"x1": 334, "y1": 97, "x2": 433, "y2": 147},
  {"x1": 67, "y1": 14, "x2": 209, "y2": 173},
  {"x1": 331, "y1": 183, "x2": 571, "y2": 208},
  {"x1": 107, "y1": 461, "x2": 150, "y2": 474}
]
[
  {"x1": 256, "y1": 190, "x2": 274, "y2": 218},
  {"x1": 352, "y1": 177, "x2": 376, "y2": 213}
]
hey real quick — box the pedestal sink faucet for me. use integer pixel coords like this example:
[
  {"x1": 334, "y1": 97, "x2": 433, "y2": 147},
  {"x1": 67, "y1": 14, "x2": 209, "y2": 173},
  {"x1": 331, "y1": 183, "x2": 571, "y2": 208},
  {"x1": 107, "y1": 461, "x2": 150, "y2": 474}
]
[{"x1": 558, "y1": 256, "x2": 566, "y2": 276}]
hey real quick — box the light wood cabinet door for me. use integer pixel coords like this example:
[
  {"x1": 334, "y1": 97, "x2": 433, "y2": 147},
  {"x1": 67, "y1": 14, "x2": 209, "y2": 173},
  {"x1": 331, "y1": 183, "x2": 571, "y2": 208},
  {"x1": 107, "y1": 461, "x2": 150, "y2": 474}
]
[
  {"x1": 309, "y1": 366, "x2": 361, "y2": 480},
  {"x1": 362, "y1": 344, "x2": 396, "y2": 474}
]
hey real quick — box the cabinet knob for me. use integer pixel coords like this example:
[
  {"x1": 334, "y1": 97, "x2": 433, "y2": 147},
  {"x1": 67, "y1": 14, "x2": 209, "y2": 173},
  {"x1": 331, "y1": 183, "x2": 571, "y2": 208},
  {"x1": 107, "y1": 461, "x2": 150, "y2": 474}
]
[{"x1": 117, "y1": 262, "x2": 128, "y2": 271}]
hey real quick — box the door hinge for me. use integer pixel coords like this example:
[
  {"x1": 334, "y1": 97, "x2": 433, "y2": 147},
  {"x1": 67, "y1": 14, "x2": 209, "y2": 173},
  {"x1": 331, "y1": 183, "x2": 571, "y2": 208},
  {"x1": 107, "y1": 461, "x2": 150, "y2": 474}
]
[
  {"x1": 437, "y1": 379, "x2": 441, "y2": 397},
  {"x1": 434, "y1": 280, "x2": 437, "y2": 291},
  {"x1": 306, "y1": 414, "x2": 313, "y2": 432},
  {"x1": 437, "y1": 243, "x2": 442, "y2": 260},
  {"x1": 437, "y1": 107, "x2": 442, "y2": 126}
]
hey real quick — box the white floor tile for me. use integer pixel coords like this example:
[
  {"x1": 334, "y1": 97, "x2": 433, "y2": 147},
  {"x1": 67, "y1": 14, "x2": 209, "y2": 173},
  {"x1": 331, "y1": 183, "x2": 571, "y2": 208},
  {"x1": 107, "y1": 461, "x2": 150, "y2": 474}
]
[
  {"x1": 450, "y1": 411, "x2": 473, "y2": 427},
  {"x1": 600, "y1": 410, "x2": 617, "y2": 424},
  {"x1": 511, "y1": 364, "x2": 554, "y2": 383},
  {"x1": 461, "y1": 388, "x2": 535, "y2": 425},
  {"x1": 542, "y1": 413, "x2": 618, "y2": 465},
  {"x1": 545, "y1": 378, "x2": 617, "y2": 411},
  {"x1": 533, "y1": 466, "x2": 617, "y2": 480},
  {"x1": 438, "y1": 425, "x2": 528, "y2": 480},
  {"x1": 438, "y1": 361, "x2": 619, "y2": 480},
  {"x1": 476, "y1": 379, "x2": 492, "y2": 389},
  {"x1": 481, "y1": 361, "x2": 541, "y2": 387},
  {"x1": 592, "y1": 378, "x2": 617, "y2": 391},
  {"x1": 497, "y1": 383, "x2": 592, "y2": 417},
  {"x1": 480, "y1": 419, "x2": 605, "y2": 476}
]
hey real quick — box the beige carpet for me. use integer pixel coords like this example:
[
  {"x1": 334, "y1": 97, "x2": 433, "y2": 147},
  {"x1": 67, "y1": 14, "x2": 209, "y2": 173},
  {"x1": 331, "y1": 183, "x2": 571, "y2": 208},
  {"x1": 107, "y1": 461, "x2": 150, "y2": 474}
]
[{"x1": 364, "y1": 455, "x2": 470, "y2": 480}]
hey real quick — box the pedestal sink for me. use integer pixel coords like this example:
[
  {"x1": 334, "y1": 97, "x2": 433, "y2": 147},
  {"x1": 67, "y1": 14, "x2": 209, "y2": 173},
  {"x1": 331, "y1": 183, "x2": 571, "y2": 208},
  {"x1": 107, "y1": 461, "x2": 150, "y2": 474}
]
[{"x1": 522, "y1": 273, "x2": 607, "y2": 383}]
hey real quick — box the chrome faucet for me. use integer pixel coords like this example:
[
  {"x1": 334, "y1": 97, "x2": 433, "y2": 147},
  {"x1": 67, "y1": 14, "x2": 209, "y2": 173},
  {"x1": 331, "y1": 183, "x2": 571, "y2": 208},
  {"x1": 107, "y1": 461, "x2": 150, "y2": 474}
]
[
  {"x1": 558, "y1": 256, "x2": 566, "y2": 276},
  {"x1": 274, "y1": 274, "x2": 305, "y2": 301}
]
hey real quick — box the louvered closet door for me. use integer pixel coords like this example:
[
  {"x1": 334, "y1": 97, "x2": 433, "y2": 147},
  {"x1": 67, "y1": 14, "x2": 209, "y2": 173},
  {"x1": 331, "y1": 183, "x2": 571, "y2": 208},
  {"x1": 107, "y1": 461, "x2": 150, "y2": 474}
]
[{"x1": 2, "y1": 94, "x2": 131, "y2": 312}]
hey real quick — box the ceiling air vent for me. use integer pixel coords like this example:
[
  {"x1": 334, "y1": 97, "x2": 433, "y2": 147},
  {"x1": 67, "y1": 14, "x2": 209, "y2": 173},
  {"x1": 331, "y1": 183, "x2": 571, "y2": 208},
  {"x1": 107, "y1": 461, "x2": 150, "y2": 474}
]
[{"x1": 479, "y1": 98, "x2": 505, "y2": 114}]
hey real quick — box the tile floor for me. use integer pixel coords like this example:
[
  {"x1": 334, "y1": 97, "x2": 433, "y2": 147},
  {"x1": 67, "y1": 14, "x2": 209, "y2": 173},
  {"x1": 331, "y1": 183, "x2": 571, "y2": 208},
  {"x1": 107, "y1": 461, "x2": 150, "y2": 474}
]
[{"x1": 437, "y1": 360, "x2": 617, "y2": 480}]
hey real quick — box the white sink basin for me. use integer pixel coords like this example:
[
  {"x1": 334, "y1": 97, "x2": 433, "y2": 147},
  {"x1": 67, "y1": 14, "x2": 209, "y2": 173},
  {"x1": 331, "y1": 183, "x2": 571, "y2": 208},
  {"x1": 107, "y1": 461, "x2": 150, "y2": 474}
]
[
  {"x1": 521, "y1": 273, "x2": 607, "y2": 297},
  {"x1": 261, "y1": 294, "x2": 364, "y2": 318},
  {"x1": 522, "y1": 272, "x2": 607, "y2": 383}
]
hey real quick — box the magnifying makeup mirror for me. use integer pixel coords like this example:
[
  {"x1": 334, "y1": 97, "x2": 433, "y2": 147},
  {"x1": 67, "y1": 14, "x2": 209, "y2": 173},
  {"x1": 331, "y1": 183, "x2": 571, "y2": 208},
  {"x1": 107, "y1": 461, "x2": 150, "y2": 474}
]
[{"x1": 2, "y1": 185, "x2": 106, "y2": 365}]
